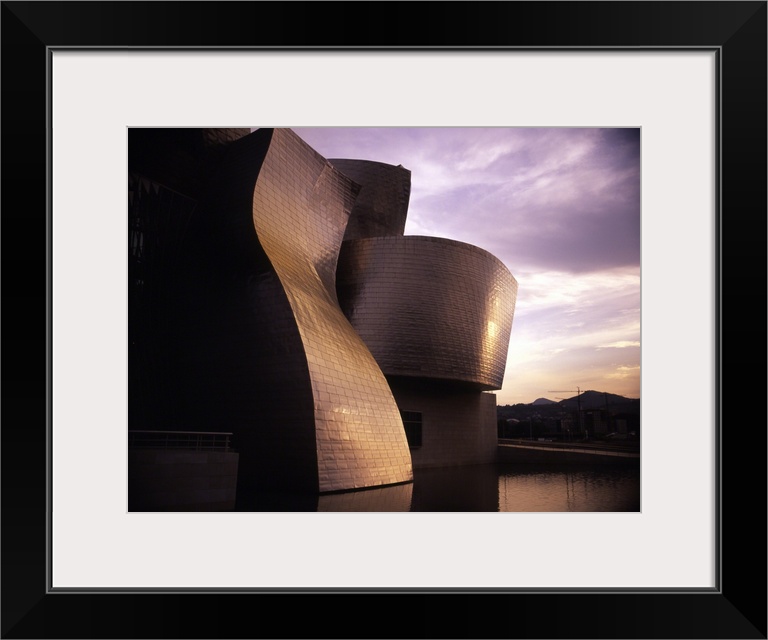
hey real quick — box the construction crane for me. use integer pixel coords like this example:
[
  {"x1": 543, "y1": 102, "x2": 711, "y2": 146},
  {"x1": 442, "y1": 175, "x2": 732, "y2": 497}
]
[{"x1": 548, "y1": 387, "x2": 585, "y2": 438}]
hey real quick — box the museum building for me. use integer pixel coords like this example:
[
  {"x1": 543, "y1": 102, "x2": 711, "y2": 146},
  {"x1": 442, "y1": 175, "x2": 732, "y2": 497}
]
[{"x1": 128, "y1": 128, "x2": 517, "y2": 496}]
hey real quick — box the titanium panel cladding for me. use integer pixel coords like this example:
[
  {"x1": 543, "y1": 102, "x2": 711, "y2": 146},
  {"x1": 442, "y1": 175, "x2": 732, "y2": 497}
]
[
  {"x1": 337, "y1": 236, "x2": 518, "y2": 390},
  {"x1": 251, "y1": 129, "x2": 413, "y2": 492},
  {"x1": 328, "y1": 159, "x2": 411, "y2": 240}
]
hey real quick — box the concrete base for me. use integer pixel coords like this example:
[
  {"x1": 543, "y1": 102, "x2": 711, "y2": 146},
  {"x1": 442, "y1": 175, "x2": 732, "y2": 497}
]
[
  {"x1": 498, "y1": 443, "x2": 640, "y2": 466},
  {"x1": 389, "y1": 378, "x2": 498, "y2": 469},
  {"x1": 129, "y1": 449, "x2": 239, "y2": 511}
]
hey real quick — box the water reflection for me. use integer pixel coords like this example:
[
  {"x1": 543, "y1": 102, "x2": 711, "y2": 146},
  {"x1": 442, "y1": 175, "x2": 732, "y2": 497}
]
[
  {"x1": 318, "y1": 482, "x2": 413, "y2": 512},
  {"x1": 236, "y1": 462, "x2": 639, "y2": 512},
  {"x1": 496, "y1": 464, "x2": 640, "y2": 512}
]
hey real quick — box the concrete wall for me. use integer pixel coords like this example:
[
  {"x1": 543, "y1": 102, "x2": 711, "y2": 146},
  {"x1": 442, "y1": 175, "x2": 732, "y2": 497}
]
[
  {"x1": 389, "y1": 378, "x2": 498, "y2": 469},
  {"x1": 129, "y1": 449, "x2": 239, "y2": 511},
  {"x1": 497, "y1": 444, "x2": 640, "y2": 466}
]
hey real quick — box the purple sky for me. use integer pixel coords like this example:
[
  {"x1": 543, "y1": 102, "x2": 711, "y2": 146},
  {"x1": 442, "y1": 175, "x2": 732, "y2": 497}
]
[{"x1": 289, "y1": 127, "x2": 641, "y2": 405}]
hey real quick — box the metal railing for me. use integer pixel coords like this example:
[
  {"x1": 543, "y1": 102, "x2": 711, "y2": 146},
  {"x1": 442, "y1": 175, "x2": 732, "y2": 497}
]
[{"x1": 128, "y1": 430, "x2": 234, "y2": 452}]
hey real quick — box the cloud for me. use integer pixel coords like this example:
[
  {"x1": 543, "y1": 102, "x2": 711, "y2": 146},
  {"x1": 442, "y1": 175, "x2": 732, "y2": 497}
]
[
  {"x1": 285, "y1": 127, "x2": 640, "y2": 403},
  {"x1": 511, "y1": 267, "x2": 640, "y2": 315},
  {"x1": 399, "y1": 129, "x2": 640, "y2": 274},
  {"x1": 598, "y1": 341, "x2": 641, "y2": 349},
  {"x1": 605, "y1": 365, "x2": 641, "y2": 380}
]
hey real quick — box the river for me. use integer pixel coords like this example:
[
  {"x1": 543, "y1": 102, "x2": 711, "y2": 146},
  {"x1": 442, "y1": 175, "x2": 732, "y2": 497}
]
[{"x1": 234, "y1": 461, "x2": 640, "y2": 512}]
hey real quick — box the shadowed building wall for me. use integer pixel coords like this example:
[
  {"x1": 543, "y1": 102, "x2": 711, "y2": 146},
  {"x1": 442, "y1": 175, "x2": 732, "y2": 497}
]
[{"x1": 128, "y1": 128, "x2": 251, "y2": 430}]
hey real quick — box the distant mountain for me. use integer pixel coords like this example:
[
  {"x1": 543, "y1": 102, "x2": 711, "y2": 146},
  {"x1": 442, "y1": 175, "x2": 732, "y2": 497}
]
[
  {"x1": 497, "y1": 390, "x2": 639, "y2": 423},
  {"x1": 556, "y1": 390, "x2": 638, "y2": 410}
]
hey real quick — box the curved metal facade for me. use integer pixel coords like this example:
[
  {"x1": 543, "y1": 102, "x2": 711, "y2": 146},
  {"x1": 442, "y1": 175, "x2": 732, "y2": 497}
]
[
  {"x1": 327, "y1": 159, "x2": 411, "y2": 240},
  {"x1": 336, "y1": 236, "x2": 518, "y2": 390},
  {"x1": 248, "y1": 129, "x2": 413, "y2": 492}
]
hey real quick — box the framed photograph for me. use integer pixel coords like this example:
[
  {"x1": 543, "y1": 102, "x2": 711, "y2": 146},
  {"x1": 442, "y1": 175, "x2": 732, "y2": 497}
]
[{"x1": 3, "y1": 2, "x2": 765, "y2": 638}]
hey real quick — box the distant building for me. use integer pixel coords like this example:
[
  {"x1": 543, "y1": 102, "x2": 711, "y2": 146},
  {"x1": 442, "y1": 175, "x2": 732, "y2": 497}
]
[
  {"x1": 583, "y1": 409, "x2": 611, "y2": 435},
  {"x1": 129, "y1": 128, "x2": 517, "y2": 496}
]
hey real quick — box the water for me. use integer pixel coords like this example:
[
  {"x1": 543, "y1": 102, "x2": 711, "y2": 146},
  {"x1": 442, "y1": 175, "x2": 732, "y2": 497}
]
[{"x1": 235, "y1": 462, "x2": 640, "y2": 512}]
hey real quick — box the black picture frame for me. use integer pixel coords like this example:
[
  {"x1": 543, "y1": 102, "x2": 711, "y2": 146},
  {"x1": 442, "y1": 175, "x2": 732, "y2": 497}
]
[{"x1": 2, "y1": 2, "x2": 765, "y2": 638}]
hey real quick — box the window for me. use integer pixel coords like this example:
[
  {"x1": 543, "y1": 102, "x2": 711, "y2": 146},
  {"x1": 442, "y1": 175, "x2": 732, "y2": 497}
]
[{"x1": 400, "y1": 410, "x2": 422, "y2": 448}]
